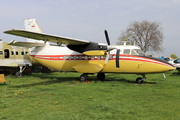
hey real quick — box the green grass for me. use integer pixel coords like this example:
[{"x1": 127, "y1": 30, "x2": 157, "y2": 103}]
[{"x1": 1, "y1": 71, "x2": 180, "y2": 120}]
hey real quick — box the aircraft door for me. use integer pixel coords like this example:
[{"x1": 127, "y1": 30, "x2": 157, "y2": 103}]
[{"x1": 4, "y1": 49, "x2": 10, "y2": 58}]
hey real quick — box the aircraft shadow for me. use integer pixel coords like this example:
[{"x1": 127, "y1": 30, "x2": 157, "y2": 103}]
[
  {"x1": 104, "y1": 78, "x2": 157, "y2": 84},
  {"x1": 8, "y1": 74, "x2": 157, "y2": 88},
  {"x1": 9, "y1": 76, "x2": 79, "y2": 88},
  {"x1": 0, "y1": 84, "x2": 7, "y2": 86},
  {"x1": 170, "y1": 72, "x2": 180, "y2": 76}
]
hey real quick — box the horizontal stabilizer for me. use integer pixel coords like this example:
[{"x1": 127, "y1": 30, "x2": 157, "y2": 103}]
[{"x1": 8, "y1": 40, "x2": 45, "y2": 48}]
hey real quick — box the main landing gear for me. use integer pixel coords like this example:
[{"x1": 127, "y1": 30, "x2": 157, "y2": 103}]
[
  {"x1": 15, "y1": 66, "x2": 28, "y2": 77},
  {"x1": 79, "y1": 73, "x2": 146, "y2": 84},
  {"x1": 79, "y1": 74, "x2": 88, "y2": 82},
  {"x1": 79, "y1": 73, "x2": 106, "y2": 82},
  {"x1": 136, "y1": 74, "x2": 146, "y2": 84}
]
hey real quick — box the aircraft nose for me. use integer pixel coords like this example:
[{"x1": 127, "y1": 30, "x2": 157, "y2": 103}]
[
  {"x1": 144, "y1": 56, "x2": 175, "y2": 73},
  {"x1": 157, "y1": 60, "x2": 175, "y2": 72}
]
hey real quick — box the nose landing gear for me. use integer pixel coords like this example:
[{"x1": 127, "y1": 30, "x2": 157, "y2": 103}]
[{"x1": 136, "y1": 75, "x2": 146, "y2": 84}]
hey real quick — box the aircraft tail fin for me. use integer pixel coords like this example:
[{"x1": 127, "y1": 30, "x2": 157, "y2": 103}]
[{"x1": 24, "y1": 19, "x2": 44, "y2": 43}]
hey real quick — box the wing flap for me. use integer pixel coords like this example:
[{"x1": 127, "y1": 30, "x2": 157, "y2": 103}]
[
  {"x1": 4, "y1": 29, "x2": 89, "y2": 45},
  {"x1": 8, "y1": 40, "x2": 45, "y2": 48}
]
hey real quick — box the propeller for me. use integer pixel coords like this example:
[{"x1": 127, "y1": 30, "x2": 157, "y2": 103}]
[
  {"x1": 104, "y1": 30, "x2": 120, "y2": 68},
  {"x1": 116, "y1": 49, "x2": 120, "y2": 68},
  {"x1": 105, "y1": 30, "x2": 110, "y2": 45}
]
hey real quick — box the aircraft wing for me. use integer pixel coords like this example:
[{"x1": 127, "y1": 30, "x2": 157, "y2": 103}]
[
  {"x1": 4, "y1": 29, "x2": 89, "y2": 45},
  {"x1": 1, "y1": 62, "x2": 32, "y2": 67}
]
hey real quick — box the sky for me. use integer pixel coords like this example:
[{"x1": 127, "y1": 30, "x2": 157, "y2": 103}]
[{"x1": 0, "y1": 0, "x2": 180, "y2": 57}]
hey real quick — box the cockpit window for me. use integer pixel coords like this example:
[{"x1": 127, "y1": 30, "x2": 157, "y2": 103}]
[
  {"x1": 174, "y1": 58, "x2": 180, "y2": 63},
  {"x1": 123, "y1": 49, "x2": 130, "y2": 55},
  {"x1": 131, "y1": 50, "x2": 137, "y2": 55},
  {"x1": 133, "y1": 49, "x2": 146, "y2": 56}
]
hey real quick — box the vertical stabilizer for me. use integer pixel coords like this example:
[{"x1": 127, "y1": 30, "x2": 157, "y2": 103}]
[{"x1": 24, "y1": 19, "x2": 44, "y2": 43}]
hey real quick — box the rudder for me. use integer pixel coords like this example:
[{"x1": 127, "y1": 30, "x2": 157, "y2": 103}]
[{"x1": 24, "y1": 19, "x2": 44, "y2": 43}]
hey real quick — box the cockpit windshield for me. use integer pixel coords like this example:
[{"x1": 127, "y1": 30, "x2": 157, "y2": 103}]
[{"x1": 133, "y1": 49, "x2": 146, "y2": 56}]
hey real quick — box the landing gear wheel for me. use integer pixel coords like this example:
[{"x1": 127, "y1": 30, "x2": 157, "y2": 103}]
[
  {"x1": 80, "y1": 74, "x2": 88, "y2": 82},
  {"x1": 97, "y1": 73, "x2": 105, "y2": 81},
  {"x1": 136, "y1": 77, "x2": 143, "y2": 84},
  {"x1": 16, "y1": 72, "x2": 22, "y2": 77}
]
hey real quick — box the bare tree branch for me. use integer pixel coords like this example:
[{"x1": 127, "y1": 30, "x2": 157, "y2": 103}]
[{"x1": 117, "y1": 20, "x2": 164, "y2": 53}]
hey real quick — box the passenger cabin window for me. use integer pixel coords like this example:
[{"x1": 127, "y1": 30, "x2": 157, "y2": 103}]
[
  {"x1": 103, "y1": 56, "x2": 106, "y2": 60},
  {"x1": 109, "y1": 55, "x2": 113, "y2": 60},
  {"x1": 91, "y1": 56, "x2": 95, "y2": 60},
  {"x1": 4, "y1": 49, "x2": 10, "y2": 58},
  {"x1": 123, "y1": 49, "x2": 130, "y2": 55},
  {"x1": 26, "y1": 52, "x2": 28, "y2": 55},
  {"x1": 63, "y1": 55, "x2": 67, "y2": 60},
  {"x1": 78, "y1": 56, "x2": 82, "y2": 60},
  {"x1": 11, "y1": 51, "x2": 14, "y2": 55},
  {"x1": 16, "y1": 51, "x2": 18, "y2": 55},
  {"x1": 85, "y1": 56, "x2": 88, "y2": 60},
  {"x1": 97, "y1": 56, "x2": 101, "y2": 60},
  {"x1": 68, "y1": 55, "x2": 72, "y2": 60},
  {"x1": 0, "y1": 51, "x2": 3, "y2": 55},
  {"x1": 73, "y1": 55, "x2": 77, "y2": 60},
  {"x1": 21, "y1": 52, "x2": 24, "y2": 55}
]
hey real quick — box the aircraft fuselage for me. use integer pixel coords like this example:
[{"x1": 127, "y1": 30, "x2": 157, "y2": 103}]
[{"x1": 30, "y1": 45, "x2": 175, "y2": 74}]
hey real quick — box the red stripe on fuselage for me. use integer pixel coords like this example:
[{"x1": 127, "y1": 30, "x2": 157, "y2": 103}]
[{"x1": 30, "y1": 54, "x2": 172, "y2": 67}]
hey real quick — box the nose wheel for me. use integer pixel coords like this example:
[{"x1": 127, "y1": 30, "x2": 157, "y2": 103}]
[
  {"x1": 136, "y1": 75, "x2": 146, "y2": 84},
  {"x1": 136, "y1": 77, "x2": 143, "y2": 84}
]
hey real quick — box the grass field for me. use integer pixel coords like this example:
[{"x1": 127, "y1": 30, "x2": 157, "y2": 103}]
[{"x1": 0, "y1": 71, "x2": 180, "y2": 120}]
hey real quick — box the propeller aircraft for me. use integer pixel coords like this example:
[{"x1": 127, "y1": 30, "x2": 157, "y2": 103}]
[{"x1": 4, "y1": 19, "x2": 175, "y2": 84}]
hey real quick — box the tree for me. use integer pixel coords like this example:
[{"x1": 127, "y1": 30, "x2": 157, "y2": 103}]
[
  {"x1": 117, "y1": 34, "x2": 134, "y2": 45},
  {"x1": 118, "y1": 20, "x2": 164, "y2": 53},
  {"x1": 171, "y1": 54, "x2": 178, "y2": 60}
]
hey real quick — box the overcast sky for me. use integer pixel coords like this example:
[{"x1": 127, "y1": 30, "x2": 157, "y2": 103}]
[{"x1": 0, "y1": 0, "x2": 180, "y2": 57}]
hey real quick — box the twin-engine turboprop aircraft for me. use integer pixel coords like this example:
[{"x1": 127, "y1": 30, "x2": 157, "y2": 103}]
[{"x1": 4, "y1": 19, "x2": 175, "y2": 84}]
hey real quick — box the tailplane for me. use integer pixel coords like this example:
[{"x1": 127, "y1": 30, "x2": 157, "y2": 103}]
[{"x1": 24, "y1": 19, "x2": 44, "y2": 43}]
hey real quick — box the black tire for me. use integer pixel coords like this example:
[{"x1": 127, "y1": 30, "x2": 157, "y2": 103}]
[
  {"x1": 97, "y1": 73, "x2": 105, "y2": 80},
  {"x1": 136, "y1": 77, "x2": 143, "y2": 84},
  {"x1": 79, "y1": 74, "x2": 88, "y2": 82},
  {"x1": 16, "y1": 72, "x2": 22, "y2": 77}
]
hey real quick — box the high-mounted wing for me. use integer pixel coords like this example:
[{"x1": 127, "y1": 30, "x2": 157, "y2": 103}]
[
  {"x1": 4, "y1": 29, "x2": 89, "y2": 45},
  {"x1": 4, "y1": 29, "x2": 117, "y2": 65}
]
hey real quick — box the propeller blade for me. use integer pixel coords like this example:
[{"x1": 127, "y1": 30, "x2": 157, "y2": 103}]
[
  {"x1": 104, "y1": 30, "x2": 112, "y2": 64},
  {"x1": 116, "y1": 49, "x2": 120, "y2": 68},
  {"x1": 104, "y1": 30, "x2": 110, "y2": 45}
]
